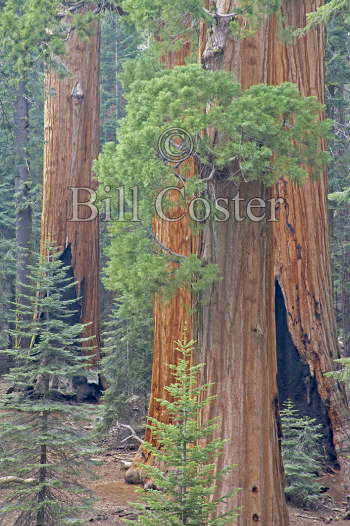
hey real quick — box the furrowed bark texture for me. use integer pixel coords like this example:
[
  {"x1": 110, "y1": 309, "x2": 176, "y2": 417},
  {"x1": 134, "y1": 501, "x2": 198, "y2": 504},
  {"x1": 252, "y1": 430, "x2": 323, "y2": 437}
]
[
  {"x1": 197, "y1": 3, "x2": 289, "y2": 524},
  {"x1": 269, "y1": 0, "x2": 350, "y2": 479},
  {"x1": 125, "y1": 44, "x2": 197, "y2": 482},
  {"x1": 127, "y1": 9, "x2": 289, "y2": 523},
  {"x1": 41, "y1": 13, "x2": 101, "y2": 364}
]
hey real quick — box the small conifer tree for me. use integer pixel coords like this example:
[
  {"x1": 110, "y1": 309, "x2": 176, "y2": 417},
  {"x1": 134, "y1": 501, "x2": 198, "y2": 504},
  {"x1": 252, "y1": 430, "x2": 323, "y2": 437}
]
[
  {"x1": 280, "y1": 399, "x2": 323, "y2": 508},
  {"x1": 124, "y1": 333, "x2": 239, "y2": 526},
  {"x1": 0, "y1": 248, "x2": 97, "y2": 526}
]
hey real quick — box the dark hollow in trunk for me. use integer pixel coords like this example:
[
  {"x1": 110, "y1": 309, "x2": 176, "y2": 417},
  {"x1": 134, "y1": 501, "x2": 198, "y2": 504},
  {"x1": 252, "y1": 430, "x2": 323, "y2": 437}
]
[{"x1": 276, "y1": 281, "x2": 338, "y2": 467}]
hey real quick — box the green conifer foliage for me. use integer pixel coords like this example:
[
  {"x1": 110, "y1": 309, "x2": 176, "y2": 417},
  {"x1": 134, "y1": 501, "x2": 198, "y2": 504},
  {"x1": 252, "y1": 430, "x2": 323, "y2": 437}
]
[
  {"x1": 95, "y1": 63, "x2": 331, "y2": 323},
  {"x1": 301, "y1": 0, "x2": 349, "y2": 33},
  {"x1": 280, "y1": 400, "x2": 323, "y2": 509},
  {"x1": 0, "y1": 248, "x2": 97, "y2": 526},
  {"x1": 124, "y1": 334, "x2": 239, "y2": 526},
  {"x1": 0, "y1": 68, "x2": 16, "y2": 350},
  {"x1": 98, "y1": 302, "x2": 153, "y2": 432},
  {"x1": 120, "y1": 0, "x2": 282, "y2": 42}
]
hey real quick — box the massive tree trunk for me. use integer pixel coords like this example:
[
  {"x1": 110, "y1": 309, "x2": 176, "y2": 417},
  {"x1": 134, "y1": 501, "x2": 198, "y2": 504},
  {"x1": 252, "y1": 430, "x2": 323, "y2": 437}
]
[
  {"x1": 196, "y1": 5, "x2": 289, "y2": 524},
  {"x1": 128, "y1": 9, "x2": 290, "y2": 525},
  {"x1": 127, "y1": 7, "x2": 290, "y2": 524},
  {"x1": 269, "y1": 0, "x2": 350, "y2": 481},
  {"x1": 41, "y1": 9, "x2": 101, "y2": 392}
]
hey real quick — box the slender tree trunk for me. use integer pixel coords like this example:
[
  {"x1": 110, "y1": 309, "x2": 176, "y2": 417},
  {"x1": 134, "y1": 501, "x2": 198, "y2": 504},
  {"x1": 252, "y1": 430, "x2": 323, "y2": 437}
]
[
  {"x1": 342, "y1": 213, "x2": 350, "y2": 357},
  {"x1": 269, "y1": 0, "x2": 350, "y2": 481},
  {"x1": 15, "y1": 79, "x2": 32, "y2": 319},
  {"x1": 36, "y1": 371, "x2": 49, "y2": 526},
  {"x1": 36, "y1": 416, "x2": 48, "y2": 526},
  {"x1": 41, "y1": 9, "x2": 101, "y2": 372}
]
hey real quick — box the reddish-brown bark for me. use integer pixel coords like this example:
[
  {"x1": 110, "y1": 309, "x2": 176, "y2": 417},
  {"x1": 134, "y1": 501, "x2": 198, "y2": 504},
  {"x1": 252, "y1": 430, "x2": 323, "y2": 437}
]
[
  {"x1": 196, "y1": 4, "x2": 289, "y2": 523},
  {"x1": 128, "y1": 5, "x2": 290, "y2": 524},
  {"x1": 269, "y1": 0, "x2": 350, "y2": 480},
  {"x1": 41, "y1": 12, "x2": 101, "y2": 365},
  {"x1": 125, "y1": 43, "x2": 197, "y2": 480}
]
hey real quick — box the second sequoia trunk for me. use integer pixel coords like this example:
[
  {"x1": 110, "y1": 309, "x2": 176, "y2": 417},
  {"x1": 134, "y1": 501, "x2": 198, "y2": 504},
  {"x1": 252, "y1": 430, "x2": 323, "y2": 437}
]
[
  {"x1": 269, "y1": 0, "x2": 350, "y2": 480},
  {"x1": 41, "y1": 9, "x2": 101, "y2": 398}
]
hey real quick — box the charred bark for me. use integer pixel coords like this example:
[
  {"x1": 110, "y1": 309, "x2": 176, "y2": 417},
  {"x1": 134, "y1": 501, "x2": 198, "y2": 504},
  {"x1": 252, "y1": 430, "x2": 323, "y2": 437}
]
[
  {"x1": 276, "y1": 281, "x2": 338, "y2": 466},
  {"x1": 269, "y1": 0, "x2": 350, "y2": 484}
]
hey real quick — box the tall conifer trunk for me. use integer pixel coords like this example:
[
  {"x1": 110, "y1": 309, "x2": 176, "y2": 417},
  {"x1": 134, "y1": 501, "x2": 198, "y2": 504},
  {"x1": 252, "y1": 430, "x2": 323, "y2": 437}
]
[
  {"x1": 269, "y1": 0, "x2": 350, "y2": 480},
  {"x1": 41, "y1": 9, "x2": 101, "y2": 373},
  {"x1": 128, "y1": 10, "x2": 290, "y2": 524},
  {"x1": 15, "y1": 80, "x2": 32, "y2": 317},
  {"x1": 125, "y1": 43, "x2": 197, "y2": 480}
]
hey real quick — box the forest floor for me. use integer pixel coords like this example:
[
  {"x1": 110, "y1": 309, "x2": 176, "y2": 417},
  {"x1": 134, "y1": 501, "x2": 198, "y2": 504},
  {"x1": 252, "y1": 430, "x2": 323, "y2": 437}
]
[
  {"x1": 87, "y1": 438, "x2": 350, "y2": 526},
  {"x1": 0, "y1": 377, "x2": 350, "y2": 526}
]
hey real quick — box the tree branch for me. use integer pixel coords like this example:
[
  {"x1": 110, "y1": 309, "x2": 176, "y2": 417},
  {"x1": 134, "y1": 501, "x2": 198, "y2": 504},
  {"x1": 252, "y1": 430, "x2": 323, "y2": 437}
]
[
  {"x1": 202, "y1": 7, "x2": 237, "y2": 18},
  {"x1": 0, "y1": 476, "x2": 35, "y2": 486},
  {"x1": 117, "y1": 423, "x2": 144, "y2": 445},
  {"x1": 201, "y1": 165, "x2": 216, "y2": 182},
  {"x1": 149, "y1": 229, "x2": 189, "y2": 260}
]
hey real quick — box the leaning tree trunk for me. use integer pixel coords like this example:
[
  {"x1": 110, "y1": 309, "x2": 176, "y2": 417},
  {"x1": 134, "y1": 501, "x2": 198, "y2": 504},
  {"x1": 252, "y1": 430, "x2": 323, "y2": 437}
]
[
  {"x1": 268, "y1": 0, "x2": 350, "y2": 482},
  {"x1": 41, "y1": 10, "x2": 101, "y2": 384}
]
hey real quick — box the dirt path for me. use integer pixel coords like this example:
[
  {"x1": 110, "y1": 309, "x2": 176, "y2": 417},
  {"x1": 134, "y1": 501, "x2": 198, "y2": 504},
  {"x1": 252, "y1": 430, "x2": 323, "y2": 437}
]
[{"x1": 85, "y1": 451, "x2": 141, "y2": 524}]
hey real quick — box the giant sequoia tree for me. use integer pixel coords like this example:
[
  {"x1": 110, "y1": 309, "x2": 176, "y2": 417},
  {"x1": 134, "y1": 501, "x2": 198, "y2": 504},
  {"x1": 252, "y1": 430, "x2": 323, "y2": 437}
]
[
  {"x1": 41, "y1": 5, "x2": 101, "y2": 379},
  {"x1": 196, "y1": 7, "x2": 290, "y2": 523},
  {"x1": 199, "y1": 1, "x2": 350, "y2": 517},
  {"x1": 97, "y1": 1, "x2": 350, "y2": 524},
  {"x1": 0, "y1": 1, "x2": 103, "y2": 386}
]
